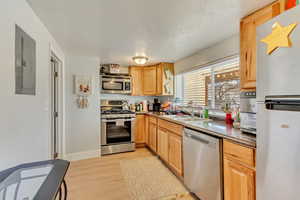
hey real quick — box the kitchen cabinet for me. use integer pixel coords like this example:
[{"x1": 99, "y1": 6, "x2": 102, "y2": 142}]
[
  {"x1": 144, "y1": 115, "x2": 149, "y2": 146},
  {"x1": 135, "y1": 114, "x2": 145, "y2": 147},
  {"x1": 143, "y1": 66, "x2": 157, "y2": 95},
  {"x1": 224, "y1": 159, "x2": 255, "y2": 200},
  {"x1": 157, "y1": 119, "x2": 183, "y2": 177},
  {"x1": 240, "y1": 0, "x2": 283, "y2": 90},
  {"x1": 168, "y1": 132, "x2": 183, "y2": 177},
  {"x1": 156, "y1": 64, "x2": 163, "y2": 95},
  {"x1": 223, "y1": 140, "x2": 256, "y2": 200},
  {"x1": 148, "y1": 117, "x2": 157, "y2": 152},
  {"x1": 156, "y1": 63, "x2": 175, "y2": 96},
  {"x1": 157, "y1": 127, "x2": 169, "y2": 162},
  {"x1": 130, "y1": 63, "x2": 174, "y2": 96},
  {"x1": 130, "y1": 66, "x2": 144, "y2": 96}
]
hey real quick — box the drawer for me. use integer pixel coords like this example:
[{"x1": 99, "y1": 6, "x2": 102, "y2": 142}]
[
  {"x1": 223, "y1": 140, "x2": 255, "y2": 168},
  {"x1": 158, "y1": 119, "x2": 183, "y2": 136},
  {"x1": 149, "y1": 116, "x2": 157, "y2": 124}
]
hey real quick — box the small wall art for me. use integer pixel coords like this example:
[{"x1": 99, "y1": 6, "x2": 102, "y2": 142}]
[{"x1": 74, "y1": 75, "x2": 92, "y2": 109}]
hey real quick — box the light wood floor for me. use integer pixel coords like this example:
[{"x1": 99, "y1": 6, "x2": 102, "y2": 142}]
[{"x1": 65, "y1": 148, "x2": 154, "y2": 200}]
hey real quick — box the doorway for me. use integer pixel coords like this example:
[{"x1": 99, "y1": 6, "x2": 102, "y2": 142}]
[{"x1": 50, "y1": 54, "x2": 62, "y2": 159}]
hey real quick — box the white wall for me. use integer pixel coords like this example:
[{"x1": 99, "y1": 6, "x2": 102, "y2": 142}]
[
  {"x1": 175, "y1": 34, "x2": 239, "y2": 74},
  {"x1": 65, "y1": 56, "x2": 101, "y2": 161},
  {"x1": 0, "y1": 0, "x2": 65, "y2": 170}
]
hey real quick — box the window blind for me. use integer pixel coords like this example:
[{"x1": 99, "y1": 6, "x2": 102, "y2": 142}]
[
  {"x1": 183, "y1": 68, "x2": 211, "y2": 106},
  {"x1": 182, "y1": 57, "x2": 240, "y2": 110}
]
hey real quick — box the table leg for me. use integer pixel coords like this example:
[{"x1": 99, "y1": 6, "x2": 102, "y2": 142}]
[
  {"x1": 63, "y1": 179, "x2": 68, "y2": 200},
  {"x1": 58, "y1": 187, "x2": 62, "y2": 200}
]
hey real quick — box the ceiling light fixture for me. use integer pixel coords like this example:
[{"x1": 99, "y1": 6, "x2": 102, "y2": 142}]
[{"x1": 132, "y1": 56, "x2": 149, "y2": 65}]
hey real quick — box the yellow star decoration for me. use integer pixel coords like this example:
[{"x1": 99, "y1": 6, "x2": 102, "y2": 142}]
[{"x1": 261, "y1": 22, "x2": 298, "y2": 55}]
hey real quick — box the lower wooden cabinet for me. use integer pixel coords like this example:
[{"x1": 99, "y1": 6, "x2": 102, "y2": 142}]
[
  {"x1": 157, "y1": 119, "x2": 183, "y2": 177},
  {"x1": 223, "y1": 140, "x2": 256, "y2": 200},
  {"x1": 224, "y1": 159, "x2": 256, "y2": 200},
  {"x1": 135, "y1": 114, "x2": 145, "y2": 147},
  {"x1": 148, "y1": 118, "x2": 157, "y2": 152},
  {"x1": 157, "y1": 128, "x2": 169, "y2": 162},
  {"x1": 137, "y1": 115, "x2": 257, "y2": 197},
  {"x1": 168, "y1": 132, "x2": 183, "y2": 176},
  {"x1": 144, "y1": 115, "x2": 149, "y2": 146}
]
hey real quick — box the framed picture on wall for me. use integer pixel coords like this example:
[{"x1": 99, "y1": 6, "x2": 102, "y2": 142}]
[{"x1": 74, "y1": 75, "x2": 92, "y2": 96}]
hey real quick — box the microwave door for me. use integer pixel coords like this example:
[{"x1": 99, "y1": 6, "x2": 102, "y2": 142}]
[{"x1": 102, "y1": 80, "x2": 123, "y2": 91}]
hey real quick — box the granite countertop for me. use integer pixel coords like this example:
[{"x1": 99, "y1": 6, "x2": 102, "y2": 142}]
[{"x1": 140, "y1": 112, "x2": 256, "y2": 148}]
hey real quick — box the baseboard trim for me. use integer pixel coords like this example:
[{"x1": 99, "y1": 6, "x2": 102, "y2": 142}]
[
  {"x1": 64, "y1": 149, "x2": 101, "y2": 161},
  {"x1": 136, "y1": 143, "x2": 146, "y2": 148}
]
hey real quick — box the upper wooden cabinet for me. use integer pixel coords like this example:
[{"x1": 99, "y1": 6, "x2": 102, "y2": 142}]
[
  {"x1": 143, "y1": 66, "x2": 157, "y2": 95},
  {"x1": 130, "y1": 66, "x2": 143, "y2": 96},
  {"x1": 240, "y1": 0, "x2": 284, "y2": 90},
  {"x1": 130, "y1": 63, "x2": 174, "y2": 96},
  {"x1": 156, "y1": 63, "x2": 175, "y2": 96}
]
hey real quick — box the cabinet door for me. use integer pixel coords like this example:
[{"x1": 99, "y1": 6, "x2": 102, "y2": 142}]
[
  {"x1": 224, "y1": 158, "x2": 256, "y2": 200},
  {"x1": 149, "y1": 122, "x2": 157, "y2": 152},
  {"x1": 134, "y1": 115, "x2": 145, "y2": 145},
  {"x1": 144, "y1": 115, "x2": 149, "y2": 146},
  {"x1": 156, "y1": 64, "x2": 163, "y2": 95},
  {"x1": 130, "y1": 66, "x2": 143, "y2": 96},
  {"x1": 240, "y1": 1, "x2": 282, "y2": 90},
  {"x1": 240, "y1": 17, "x2": 256, "y2": 90},
  {"x1": 168, "y1": 132, "x2": 183, "y2": 176},
  {"x1": 157, "y1": 128, "x2": 169, "y2": 162},
  {"x1": 162, "y1": 63, "x2": 175, "y2": 96},
  {"x1": 143, "y1": 66, "x2": 157, "y2": 95}
]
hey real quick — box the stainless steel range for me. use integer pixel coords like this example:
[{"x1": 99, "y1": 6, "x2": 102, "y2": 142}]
[{"x1": 101, "y1": 100, "x2": 136, "y2": 155}]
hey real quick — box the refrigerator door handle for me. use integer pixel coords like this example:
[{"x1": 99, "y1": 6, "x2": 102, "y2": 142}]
[
  {"x1": 265, "y1": 95, "x2": 300, "y2": 101},
  {"x1": 265, "y1": 95, "x2": 300, "y2": 111}
]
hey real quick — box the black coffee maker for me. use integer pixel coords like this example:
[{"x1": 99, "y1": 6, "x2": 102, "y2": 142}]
[{"x1": 153, "y1": 98, "x2": 161, "y2": 112}]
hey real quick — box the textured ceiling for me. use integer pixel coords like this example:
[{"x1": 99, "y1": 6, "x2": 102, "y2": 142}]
[{"x1": 27, "y1": 0, "x2": 274, "y2": 66}]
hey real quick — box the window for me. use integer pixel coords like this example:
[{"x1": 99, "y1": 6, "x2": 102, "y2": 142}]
[{"x1": 176, "y1": 57, "x2": 240, "y2": 111}]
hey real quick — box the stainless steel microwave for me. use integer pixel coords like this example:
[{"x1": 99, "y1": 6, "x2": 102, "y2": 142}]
[{"x1": 100, "y1": 75, "x2": 131, "y2": 94}]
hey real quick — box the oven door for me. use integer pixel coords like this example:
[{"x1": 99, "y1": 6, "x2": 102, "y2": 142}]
[{"x1": 101, "y1": 118, "x2": 135, "y2": 145}]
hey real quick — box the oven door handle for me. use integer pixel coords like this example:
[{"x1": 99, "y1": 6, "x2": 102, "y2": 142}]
[{"x1": 101, "y1": 119, "x2": 136, "y2": 123}]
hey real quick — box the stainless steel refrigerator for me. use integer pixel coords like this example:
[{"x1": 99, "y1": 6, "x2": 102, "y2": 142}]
[{"x1": 256, "y1": 6, "x2": 300, "y2": 200}]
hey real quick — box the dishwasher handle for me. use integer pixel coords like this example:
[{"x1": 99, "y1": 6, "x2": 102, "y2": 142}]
[{"x1": 185, "y1": 132, "x2": 210, "y2": 144}]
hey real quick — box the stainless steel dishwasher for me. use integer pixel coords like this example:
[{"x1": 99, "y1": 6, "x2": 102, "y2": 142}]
[{"x1": 183, "y1": 128, "x2": 222, "y2": 200}]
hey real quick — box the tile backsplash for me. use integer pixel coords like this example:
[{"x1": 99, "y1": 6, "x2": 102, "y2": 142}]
[{"x1": 100, "y1": 94, "x2": 156, "y2": 104}]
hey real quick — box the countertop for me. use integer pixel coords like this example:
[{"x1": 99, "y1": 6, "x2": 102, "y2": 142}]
[{"x1": 137, "y1": 112, "x2": 256, "y2": 148}]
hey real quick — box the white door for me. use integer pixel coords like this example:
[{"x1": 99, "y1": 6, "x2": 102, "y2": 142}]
[{"x1": 51, "y1": 56, "x2": 60, "y2": 159}]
